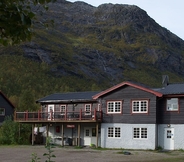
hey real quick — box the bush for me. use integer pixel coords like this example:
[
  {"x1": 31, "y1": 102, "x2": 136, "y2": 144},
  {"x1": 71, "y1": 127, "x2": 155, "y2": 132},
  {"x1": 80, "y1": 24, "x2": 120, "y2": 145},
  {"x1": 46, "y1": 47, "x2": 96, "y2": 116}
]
[{"x1": 0, "y1": 116, "x2": 31, "y2": 145}]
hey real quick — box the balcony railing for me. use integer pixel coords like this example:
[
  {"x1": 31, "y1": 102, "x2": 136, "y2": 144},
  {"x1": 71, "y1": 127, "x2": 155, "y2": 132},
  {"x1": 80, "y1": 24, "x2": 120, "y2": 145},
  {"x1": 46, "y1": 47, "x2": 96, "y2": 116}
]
[{"x1": 14, "y1": 109, "x2": 102, "y2": 122}]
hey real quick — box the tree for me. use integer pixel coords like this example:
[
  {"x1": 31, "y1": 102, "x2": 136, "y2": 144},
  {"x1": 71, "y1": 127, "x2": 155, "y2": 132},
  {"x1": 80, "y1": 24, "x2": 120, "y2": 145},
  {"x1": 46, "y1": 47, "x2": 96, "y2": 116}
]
[
  {"x1": 0, "y1": 0, "x2": 55, "y2": 46},
  {"x1": 18, "y1": 89, "x2": 39, "y2": 111},
  {"x1": 0, "y1": 116, "x2": 31, "y2": 144},
  {"x1": 9, "y1": 95, "x2": 19, "y2": 108}
]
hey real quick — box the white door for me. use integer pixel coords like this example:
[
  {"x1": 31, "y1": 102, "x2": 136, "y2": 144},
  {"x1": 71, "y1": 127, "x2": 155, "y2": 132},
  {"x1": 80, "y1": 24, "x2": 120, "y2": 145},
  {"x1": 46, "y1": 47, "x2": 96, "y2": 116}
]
[
  {"x1": 164, "y1": 128, "x2": 174, "y2": 150},
  {"x1": 84, "y1": 128, "x2": 91, "y2": 145},
  {"x1": 84, "y1": 127, "x2": 97, "y2": 146},
  {"x1": 48, "y1": 105, "x2": 54, "y2": 120}
]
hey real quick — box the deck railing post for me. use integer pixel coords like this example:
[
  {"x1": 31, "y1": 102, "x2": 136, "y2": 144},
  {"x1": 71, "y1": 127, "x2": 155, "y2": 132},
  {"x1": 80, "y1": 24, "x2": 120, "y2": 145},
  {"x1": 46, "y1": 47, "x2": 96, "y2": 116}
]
[
  {"x1": 80, "y1": 109, "x2": 82, "y2": 120},
  {"x1": 26, "y1": 110, "x2": 28, "y2": 121},
  {"x1": 38, "y1": 110, "x2": 40, "y2": 121},
  {"x1": 94, "y1": 108, "x2": 96, "y2": 120},
  {"x1": 65, "y1": 109, "x2": 67, "y2": 120},
  {"x1": 24, "y1": 111, "x2": 26, "y2": 120}
]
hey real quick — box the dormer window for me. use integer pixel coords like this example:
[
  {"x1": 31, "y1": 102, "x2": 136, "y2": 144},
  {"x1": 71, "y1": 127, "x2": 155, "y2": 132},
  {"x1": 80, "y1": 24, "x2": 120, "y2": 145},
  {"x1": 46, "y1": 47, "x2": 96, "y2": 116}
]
[{"x1": 166, "y1": 98, "x2": 178, "y2": 111}]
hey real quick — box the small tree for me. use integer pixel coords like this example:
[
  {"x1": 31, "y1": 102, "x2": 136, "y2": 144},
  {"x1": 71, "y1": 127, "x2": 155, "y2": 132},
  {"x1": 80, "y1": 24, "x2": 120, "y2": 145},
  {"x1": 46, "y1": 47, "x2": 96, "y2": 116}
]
[
  {"x1": 30, "y1": 153, "x2": 40, "y2": 162},
  {"x1": 43, "y1": 137, "x2": 56, "y2": 162},
  {"x1": 30, "y1": 137, "x2": 56, "y2": 162}
]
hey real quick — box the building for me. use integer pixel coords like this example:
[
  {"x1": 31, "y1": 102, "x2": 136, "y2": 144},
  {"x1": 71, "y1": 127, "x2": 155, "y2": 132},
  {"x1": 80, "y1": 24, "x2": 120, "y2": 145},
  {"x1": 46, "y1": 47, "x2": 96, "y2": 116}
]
[
  {"x1": 14, "y1": 79, "x2": 184, "y2": 150},
  {"x1": 0, "y1": 91, "x2": 15, "y2": 125}
]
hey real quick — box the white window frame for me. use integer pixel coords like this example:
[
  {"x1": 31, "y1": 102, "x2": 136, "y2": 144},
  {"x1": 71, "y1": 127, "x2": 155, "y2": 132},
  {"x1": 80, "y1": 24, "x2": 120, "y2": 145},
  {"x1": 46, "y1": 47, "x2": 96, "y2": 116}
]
[
  {"x1": 133, "y1": 128, "x2": 147, "y2": 139},
  {"x1": 0, "y1": 108, "x2": 5, "y2": 116},
  {"x1": 108, "y1": 127, "x2": 121, "y2": 138},
  {"x1": 60, "y1": 105, "x2": 66, "y2": 112},
  {"x1": 132, "y1": 100, "x2": 148, "y2": 113},
  {"x1": 97, "y1": 104, "x2": 101, "y2": 111},
  {"x1": 85, "y1": 104, "x2": 91, "y2": 115},
  {"x1": 166, "y1": 98, "x2": 178, "y2": 111},
  {"x1": 107, "y1": 101, "x2": 122, "y2": 114}
]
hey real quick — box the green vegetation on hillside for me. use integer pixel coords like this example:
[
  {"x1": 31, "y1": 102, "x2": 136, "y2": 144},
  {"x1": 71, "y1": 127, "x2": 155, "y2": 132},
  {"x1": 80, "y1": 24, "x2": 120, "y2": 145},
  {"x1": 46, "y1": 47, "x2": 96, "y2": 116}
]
[{"x1": 0, "y1": 54, "x2": 101, "y2": 110}]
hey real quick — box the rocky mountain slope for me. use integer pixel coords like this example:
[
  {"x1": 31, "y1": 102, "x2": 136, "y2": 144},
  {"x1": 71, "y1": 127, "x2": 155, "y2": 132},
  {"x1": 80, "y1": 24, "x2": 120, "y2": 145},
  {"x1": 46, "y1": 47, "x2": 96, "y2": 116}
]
[{"x1": 1, "y1": 0, "x2": 184, "y2": 95}]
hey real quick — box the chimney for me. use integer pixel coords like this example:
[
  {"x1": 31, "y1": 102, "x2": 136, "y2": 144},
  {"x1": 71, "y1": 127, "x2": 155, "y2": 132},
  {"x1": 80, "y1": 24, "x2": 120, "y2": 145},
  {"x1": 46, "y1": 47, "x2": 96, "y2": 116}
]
[{"x1": 162, "y1": 75, "x2": 169, "y2": 87}]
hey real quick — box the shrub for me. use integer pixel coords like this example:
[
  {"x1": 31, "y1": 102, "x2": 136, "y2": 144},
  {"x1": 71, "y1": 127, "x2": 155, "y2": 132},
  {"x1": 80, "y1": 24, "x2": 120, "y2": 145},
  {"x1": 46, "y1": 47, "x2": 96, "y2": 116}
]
[{"x1": 0, "y1": 116, "x2": 31, "y2": 145}]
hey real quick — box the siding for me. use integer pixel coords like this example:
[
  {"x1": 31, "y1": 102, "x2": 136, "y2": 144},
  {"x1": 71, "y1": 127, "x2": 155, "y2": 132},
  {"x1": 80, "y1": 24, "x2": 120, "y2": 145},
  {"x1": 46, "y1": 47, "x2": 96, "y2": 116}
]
[
  {"x1": 67, "y1": 103, "x2": 98, "y2": 112},
  {"x1": 43, "y1": 123, "x2": 100, "y2": 146},
  {"x1": 0, "y1": 94, "x2": 14, "y2": 123},
  {"x1": 157, "y1": 97, "x2": 184, "y2": 124},
  {"x1": 100, "y1": 86, "x2": 157, "y2": 124},
  {"x1": 101, "y1": 123, "x2": 156, "y2": 149},
  {"x1": 158, "y1": 124, "x2": 184, "y2": 149},
  {"x1": 43, "y1": 103, "x2": 98, "y2": 112}
]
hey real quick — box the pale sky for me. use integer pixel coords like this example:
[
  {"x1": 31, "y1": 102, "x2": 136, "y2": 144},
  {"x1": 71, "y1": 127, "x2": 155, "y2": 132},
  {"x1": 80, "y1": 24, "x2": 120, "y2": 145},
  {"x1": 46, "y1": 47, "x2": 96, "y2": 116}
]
[{"x1": 68, "y1": 0, "x2": 184, "y2": 40}]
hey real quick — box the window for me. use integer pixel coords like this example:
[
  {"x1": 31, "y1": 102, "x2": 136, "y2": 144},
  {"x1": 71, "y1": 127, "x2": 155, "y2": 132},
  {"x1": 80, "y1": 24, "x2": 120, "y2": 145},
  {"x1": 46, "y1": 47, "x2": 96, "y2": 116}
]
[
  {"x1": 115, "y1": 127, "x2": 121, "y2": 137},
  {"x1": 107, "y1": 101, "x2": 121, "y2": 114},
  {"x1": 141, "y1": 128, "x2": 147, "y2": 138},
  {"x1": 60, "y1": 105, "x2": 66, "y2": 112},
  {"x1": 92, "y1": 128, "x2": 96, "y2": 137},
  {"x1": 133, "y1": 128, "x2": 147, "y2": 139},
  {"x1": 0, "y1": 108, "x2": 5, "y2": 115},
  {"x1": 85, "y1": 104, "x2": 91, "y2": 115},
  {"x1": 167, "y1": 130, "x2": 172, "y2": 138},
  {"x1": 132, "y1": 100, "x2": 148, "y2": 113},
  {"x1": 167, "y1": 98, "x2": 178, "y2": 111},
  {"x1": 108, "y1": 127, "x2": 121, "y2": 138},
  {"x1": 108, "y1": 127, "x2": 114, "y2": 137},
  {"x1": 85, "y1": 129, "x2": 90, "y2": 136}
]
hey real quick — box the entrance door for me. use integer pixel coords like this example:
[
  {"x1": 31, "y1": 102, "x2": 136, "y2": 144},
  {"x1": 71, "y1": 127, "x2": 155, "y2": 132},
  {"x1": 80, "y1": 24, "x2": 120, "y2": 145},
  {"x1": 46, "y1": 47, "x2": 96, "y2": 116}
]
[
  {"x1": 84, "y1": 128, "x2": 91, "y2": 145},
  {"x1": 48, "y1": 105, "x2": 54, "y2": 120},
  {"x1": 164, "y1": 128, "x2": 174, "y2": 150},
  {"x1": 84, "y1": 127, "x2": 96, "y2": 146}
]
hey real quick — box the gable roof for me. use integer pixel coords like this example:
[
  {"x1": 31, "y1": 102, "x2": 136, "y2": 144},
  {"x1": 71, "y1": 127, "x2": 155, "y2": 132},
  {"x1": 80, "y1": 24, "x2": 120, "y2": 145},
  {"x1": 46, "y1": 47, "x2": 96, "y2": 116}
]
[
  {"x1": 92, "y1": 81, "x2": 163, "y2": 99},
  {"x1": 0, "y1": 90, "x2": 15, "y2": 108},
  {"x1": 36, "y1": 91, "x2": 100, "y2": 103},
  {"x1": 155, "y1": 83, "x2": 184, "y2": 95},
  {"x1": 36, "y1": 81, "x2": 184, "y2": 103}
]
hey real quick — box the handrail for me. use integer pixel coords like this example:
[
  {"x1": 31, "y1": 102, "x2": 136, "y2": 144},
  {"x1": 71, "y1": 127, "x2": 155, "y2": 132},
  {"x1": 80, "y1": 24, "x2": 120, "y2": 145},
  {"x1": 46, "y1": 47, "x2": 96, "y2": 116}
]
[{"x1": 14, "y1": 110, "x2": 102, "y2": 122}]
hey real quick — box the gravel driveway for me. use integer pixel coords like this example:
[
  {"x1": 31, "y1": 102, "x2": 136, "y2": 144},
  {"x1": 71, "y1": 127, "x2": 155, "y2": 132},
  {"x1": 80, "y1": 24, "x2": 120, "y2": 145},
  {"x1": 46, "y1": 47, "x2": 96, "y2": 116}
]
[{"x1": 0, "y1": 145, "x2": 184, "y2": 162}]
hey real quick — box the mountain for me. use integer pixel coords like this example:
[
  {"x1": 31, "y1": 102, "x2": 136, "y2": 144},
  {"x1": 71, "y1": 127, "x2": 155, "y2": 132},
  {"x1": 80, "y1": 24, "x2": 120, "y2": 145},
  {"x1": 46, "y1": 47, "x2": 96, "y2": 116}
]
[{"x1": 1, "y1": 0, "x2": 184, "y2": 100}]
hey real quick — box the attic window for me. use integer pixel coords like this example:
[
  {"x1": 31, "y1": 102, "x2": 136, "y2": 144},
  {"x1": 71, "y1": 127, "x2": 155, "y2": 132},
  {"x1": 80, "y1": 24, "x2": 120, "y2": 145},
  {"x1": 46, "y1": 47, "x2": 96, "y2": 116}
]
[
  {"x1": 166, "y1": 98, "x2": 178, "y2": 111},
  {"x1": 0, "y1": 108, "x2": 5, "y2": 116}
]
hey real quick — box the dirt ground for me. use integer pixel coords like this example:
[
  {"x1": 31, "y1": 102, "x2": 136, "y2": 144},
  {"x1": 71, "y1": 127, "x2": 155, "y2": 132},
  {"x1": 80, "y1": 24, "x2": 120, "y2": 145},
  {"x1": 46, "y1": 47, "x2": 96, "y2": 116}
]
[{"x1": 0, "y1": 145, "x2": 184, "y2": 162}]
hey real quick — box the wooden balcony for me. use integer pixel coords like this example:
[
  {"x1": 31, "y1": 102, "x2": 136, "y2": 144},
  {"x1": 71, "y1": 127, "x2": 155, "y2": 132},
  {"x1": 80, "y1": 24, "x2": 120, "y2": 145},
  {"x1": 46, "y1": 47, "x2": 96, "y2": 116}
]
[{"x1": 14, "y1": 109, "x2": 102, "y2": 123}]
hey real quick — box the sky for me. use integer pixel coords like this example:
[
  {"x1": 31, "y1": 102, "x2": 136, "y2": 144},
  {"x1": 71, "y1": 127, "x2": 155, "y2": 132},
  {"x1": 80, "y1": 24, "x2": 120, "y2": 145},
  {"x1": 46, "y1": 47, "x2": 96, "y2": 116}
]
[{"x1": 68, "y1": 0, "x2": 184, "y2": 40}]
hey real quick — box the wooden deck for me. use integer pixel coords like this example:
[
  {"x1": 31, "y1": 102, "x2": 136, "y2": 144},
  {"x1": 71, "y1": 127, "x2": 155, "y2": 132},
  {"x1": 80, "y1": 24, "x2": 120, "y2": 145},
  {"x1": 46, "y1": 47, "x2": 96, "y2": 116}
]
[{"x1": 14, "y1": 109, "x2": 102, "y2": 123}]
